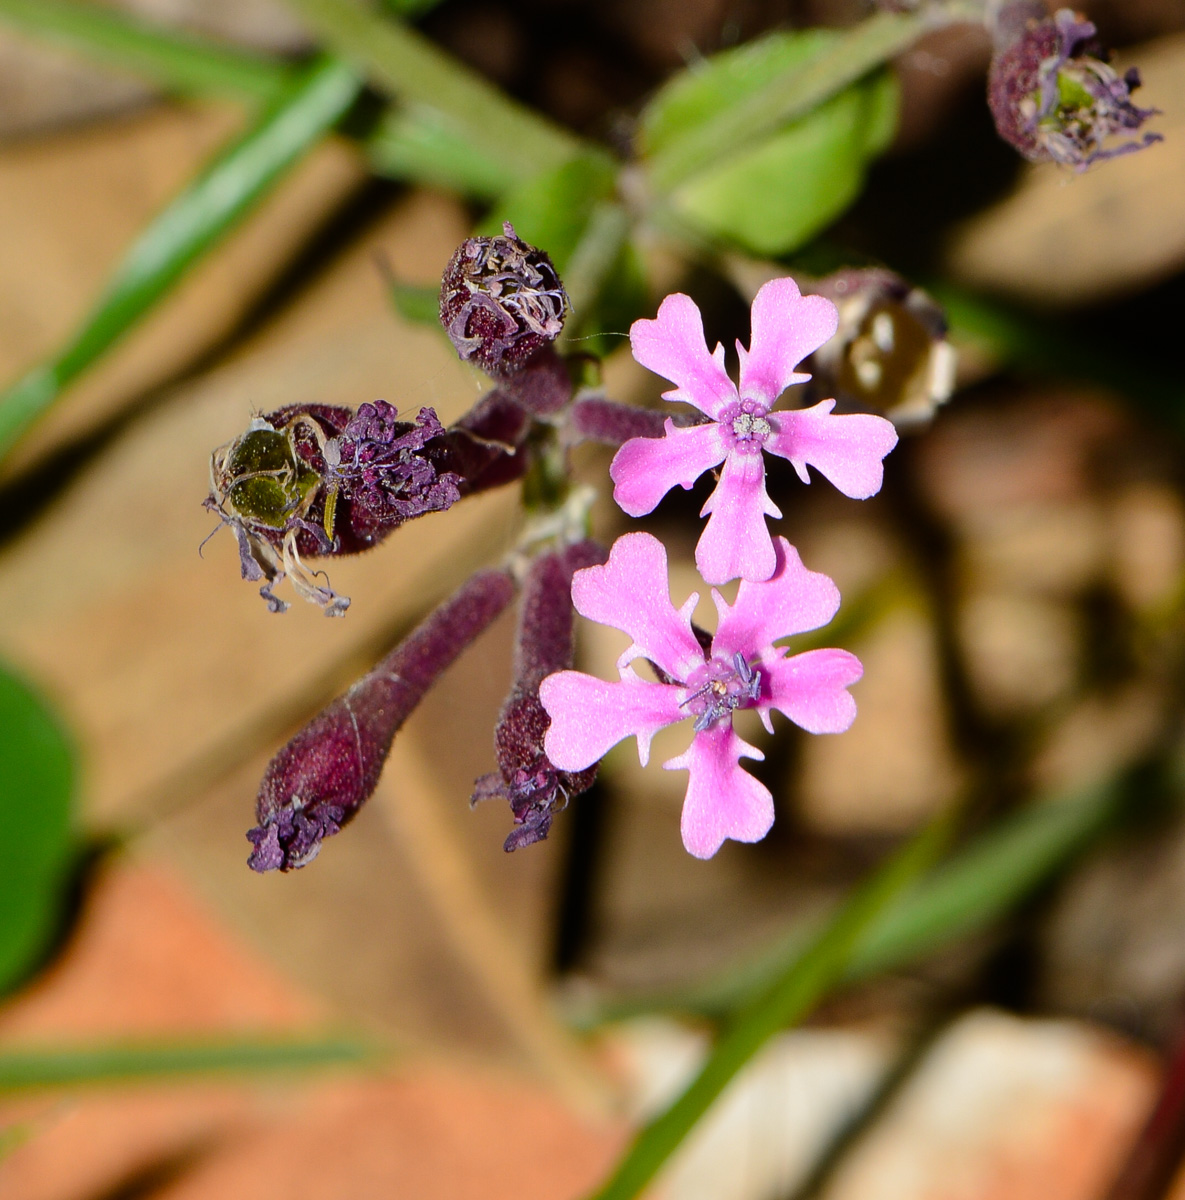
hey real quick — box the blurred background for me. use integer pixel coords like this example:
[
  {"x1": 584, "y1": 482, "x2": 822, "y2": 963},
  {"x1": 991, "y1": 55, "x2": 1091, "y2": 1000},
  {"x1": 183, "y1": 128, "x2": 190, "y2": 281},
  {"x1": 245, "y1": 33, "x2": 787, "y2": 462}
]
[{"x1": 1, "y1": 0, "x2": 1185, "y2": 1197}]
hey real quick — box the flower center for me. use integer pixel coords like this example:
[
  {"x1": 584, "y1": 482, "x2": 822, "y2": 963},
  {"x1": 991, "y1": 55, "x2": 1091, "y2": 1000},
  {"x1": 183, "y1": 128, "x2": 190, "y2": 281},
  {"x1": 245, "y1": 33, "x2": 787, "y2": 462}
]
[
  {"x1": 722, "y1": 400, "x2": 772, "y2": 454},
  {"x1": 681, "y1": 653, "x2": 763, "y2": 732}
]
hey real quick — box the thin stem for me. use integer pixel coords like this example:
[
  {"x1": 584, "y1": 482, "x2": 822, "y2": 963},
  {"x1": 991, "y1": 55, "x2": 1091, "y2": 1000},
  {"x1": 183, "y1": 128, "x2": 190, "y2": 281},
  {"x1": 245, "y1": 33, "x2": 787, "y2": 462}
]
[
  {"x1": 0, "y1": 0, "x2": 294, "y2": 103},
  {"x1": 648, "y1": 11, "x2": 941, "y2": 191},
  {"x1": 282, "y1": 0, "x2": 585, "y2": 176},
  {"x1": 0, "y1": 57, "x2": 362, "y2": 463},
  {"x1": 583, "y1": 809, "x2": 955, "y2": 1200}
]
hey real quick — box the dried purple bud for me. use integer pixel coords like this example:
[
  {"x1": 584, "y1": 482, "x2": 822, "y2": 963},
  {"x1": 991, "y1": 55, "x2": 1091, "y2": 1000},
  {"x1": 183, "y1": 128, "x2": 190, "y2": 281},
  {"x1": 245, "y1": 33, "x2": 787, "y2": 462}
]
[
  {"x1": 474, "y1": 540, "x2": 606, "y2": 852},
  {"x1": 987, "y1": 5, "x2": 1162, "y2": 169},
  {"x1": 206, "y1": 403, "x2": 462, "y2": 615},
  {"x1": 249, "y1": 568, "x2": 515, "y2": 872},
  {"x1": 807, "y1": 269, "x2": 956, "y2": 427},
  {"x1": 439, "y1": 223, "x2": 568, "y2": 376}
]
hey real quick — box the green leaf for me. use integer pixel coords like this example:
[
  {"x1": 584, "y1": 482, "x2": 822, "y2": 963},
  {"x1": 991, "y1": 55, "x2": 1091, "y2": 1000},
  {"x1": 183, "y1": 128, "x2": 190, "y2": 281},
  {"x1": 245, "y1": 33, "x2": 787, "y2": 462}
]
[
  {"x1": 0, "y1": 57, "x2": 363, "y2": 464},
  {"x1": 669, "y1": 69, "x2": 898, "y2": 256},
  {"x1": 386, "y1": 281, "x2": 440, "y2": 326},
  {"x1": 0, "y1": 0, "x2": 294, "y2": 104},
  {"x1": 0, "y1": 1035, "x2": 377, "y2": 1091},
  {"x1": 645, "y1": 11, "x2": 928, "y2": 191},
  {"x1": 0, "y1": 664, "x2": 75, "y2": 994},
  {"x1": 483, "y1": 153, "x2": 618, "y2": 271},
  {"x1": 640, "y1": 29, "x2": 837, "y2": 158},
  {"x1": 367, "y1": 103, "x2": 517, "y2": 199}
]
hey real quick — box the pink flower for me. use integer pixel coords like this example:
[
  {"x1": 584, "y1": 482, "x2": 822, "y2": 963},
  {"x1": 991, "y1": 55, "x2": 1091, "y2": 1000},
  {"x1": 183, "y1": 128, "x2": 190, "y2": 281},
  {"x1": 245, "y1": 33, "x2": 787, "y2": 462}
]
[
  {"x1": 539, "y1": 532, "x2": 863, "y2": 859},
  {"x1": 611, "y1": 278, "x2": 899, "y2": 585}
]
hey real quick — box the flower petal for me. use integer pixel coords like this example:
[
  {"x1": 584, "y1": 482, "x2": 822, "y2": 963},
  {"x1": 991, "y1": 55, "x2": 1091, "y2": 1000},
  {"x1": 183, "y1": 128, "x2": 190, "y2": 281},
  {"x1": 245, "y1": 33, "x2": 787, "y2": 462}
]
[
  {"x1": 570, "y1": 532, "x2": 704, "y2": 681},
  {"x1": 610, "y1": 419, "x2": 728, "y2": 517},
  {"x1": 665, "y1": 723, "x2": 773, "y2": 858},
  {"x1": 540, "y1": 671, "x2": 685, "y2": 770},
  {"x1": 696, "y1": 451, "x2": 780, "y2": 585},
  {"x1": 737, "y1": 278, "x2": 838, "y2": 407},
  {"x1": 630, "y1": 293, "x2": 737, "y2": 420},
  {"x1": 712, "y1": 537, "x2": 841, "y2": 661},
  {"x1": 760, "y1": 648, "x2": 862, "y2": 734},
  {"x1": 766, "y1": 399, "x2": 898, "y2": 500}
]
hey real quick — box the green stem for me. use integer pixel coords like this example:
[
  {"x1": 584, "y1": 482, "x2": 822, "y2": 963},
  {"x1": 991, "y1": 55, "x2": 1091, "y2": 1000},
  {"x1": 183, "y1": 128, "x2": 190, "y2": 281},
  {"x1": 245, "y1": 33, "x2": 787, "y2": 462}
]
[
  {"x1": 282, "y1": 0, "x2": 584, "y2": 176},
  {"x1": 583, "y1": 810, "x2": 954, "y2": 1200},
  {"x1": 0, "y1": 1034, "x2": 376, "y2": 1090},
  {"x1": 648, "y1": 12, "x2": 937, "y2": 191},
  {"x1": 0, "y1": 57, "x2": 362, "y2": 463},
  {"x1": 0, "y1": 0, "x2": 294, "y2": 103}
]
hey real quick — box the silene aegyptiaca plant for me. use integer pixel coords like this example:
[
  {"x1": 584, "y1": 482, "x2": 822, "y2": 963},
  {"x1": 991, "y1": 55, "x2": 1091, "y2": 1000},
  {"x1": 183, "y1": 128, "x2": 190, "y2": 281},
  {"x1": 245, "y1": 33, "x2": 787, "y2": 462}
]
[{"x1": 205, "y1": 223, "x2": 902, "y2": 869}]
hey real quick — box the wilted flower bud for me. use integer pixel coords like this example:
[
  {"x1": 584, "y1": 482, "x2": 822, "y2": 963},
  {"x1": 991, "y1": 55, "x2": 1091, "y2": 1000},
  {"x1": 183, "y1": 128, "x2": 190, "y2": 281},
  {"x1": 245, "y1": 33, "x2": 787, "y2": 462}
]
[
  {"x1": 248, "y1": 568, "x2": 515, "y2": 871},
  {"x1": 439, "y1": 222, "x2": 568, "y2": 376},
  {"x1": 473, "y1": 540, "x2": 607, "y2": 852},
  {"x1": 808, "y1": 269, "x2": 956, "y2": 428},
  {"x1": 206, "y1": 403, "x2": 465, "y2": 615},
  {"x1": 987, "y1": 4, "x2": 1162, "y2": 169}
]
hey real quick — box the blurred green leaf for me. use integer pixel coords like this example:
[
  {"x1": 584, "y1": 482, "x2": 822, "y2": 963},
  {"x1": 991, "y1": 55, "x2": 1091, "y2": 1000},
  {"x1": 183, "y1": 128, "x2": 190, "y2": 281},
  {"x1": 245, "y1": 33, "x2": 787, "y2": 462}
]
[
  {"x1": 0, "y1": 1035, "x2": 378, "y2": 1091},
  {"x1": 0, "y1": 57, "x2": 362, "y2": 464},
  {"x1": 484, "y1": 153, "x2": 618, "y2": 270},
  {"x1": 385, "y1": 281, "x2": 440, "y2": 326},
  {"x1": 0, "y1": 664, "x2": 75, "y2": 995},
  {"x1": 641, "y1": 29, "x2": 837, "y2": 157},
  {"x1": 669, "y1": 69, "x2": 898, "y2": 256},
  {"x1": 0, "y1": 0, "x2": 294, "y2": 103},
  {"x1": 367, "y1": 103, "x2": 516, "y2": 199},
  {"x1": 380, "y1": 0, "x2": 447, "y2": 16},
  {"x1": 644, "y1": 11, "x2": 926, "y2": 191}
]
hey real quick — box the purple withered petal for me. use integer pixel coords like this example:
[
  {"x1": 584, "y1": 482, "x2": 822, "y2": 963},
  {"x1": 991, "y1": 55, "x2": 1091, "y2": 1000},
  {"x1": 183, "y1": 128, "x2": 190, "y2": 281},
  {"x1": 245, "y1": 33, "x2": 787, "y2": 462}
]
[
  {"x1": 664, "y1": 723, "x2": 773, "y2": 860},
  {"x1": 629, "y1": 293, "x2": 737, "y2": 419},
  {"x1": 736, "y1": 277, "x2": 838, "y2": 407},
  {"x1": 712, "y1": 537, "x2": 842, "y2": 665},
  {"x1": 570, "y1": 532, "x2": 704, "y2": 680},
  {"x1": 248, "y1": 568, "x2": 514, "y2": 871},
  {"x1": 540, "y1": 672, "x2": 686, "y2": 770},
  {"x1": 696, "y1": 451, "x2": 781, "y2": 586},
  {"x1": 609, "y1": 420, "x2": 728, "y2": 517},
  {"x1": 765, "y1": 399, "x2": 898, "y2": 500},
  {"x1": 760, "y1": 647, "x2": 862, "y2": 735}
]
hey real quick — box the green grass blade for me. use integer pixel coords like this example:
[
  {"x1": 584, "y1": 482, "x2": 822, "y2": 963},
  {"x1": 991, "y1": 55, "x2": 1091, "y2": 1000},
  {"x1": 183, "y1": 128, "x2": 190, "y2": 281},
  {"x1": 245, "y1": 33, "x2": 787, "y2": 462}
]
[
  {"x1": 583, "y1": 812, "x2": 952, "y2": 1200},
  {"x1": 0, "y1": 56, "x2": 362, "y2": 463},
  {"x1": 648, "y1": 12, "x2": 930, "y2": 191},
  {"x1": 0, "y1": 1035, "x2": 377, "y2": 1091},
  {"x1": 283, "y1": 0, "x2": 583, "y2": 176},
  {"x1": 578, "y1": 777, "x2": 1122, "y2": 1026},
  {"x1": 0, "y1": 0, "x2": 294, "y2": 103},
  {"x1": 847, "y1": 783, "x2": 1118, "y2": 981}
]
